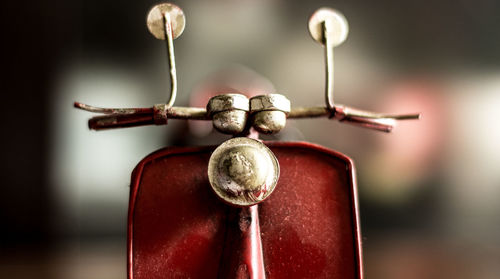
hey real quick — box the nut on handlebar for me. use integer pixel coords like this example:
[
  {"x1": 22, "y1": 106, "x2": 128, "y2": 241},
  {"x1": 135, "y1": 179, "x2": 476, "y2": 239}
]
[
  {"x1": 250, "y1": 94, "x2": 291, "y2": 134},
  {"x1": 207, "y1": 94, "x2": 249, "y2": 134}
]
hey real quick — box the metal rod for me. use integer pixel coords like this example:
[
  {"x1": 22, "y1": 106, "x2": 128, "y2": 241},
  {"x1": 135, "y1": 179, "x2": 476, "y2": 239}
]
[
  {"x1": 164, "y1": 12, "x2": 178, "y2": 108},
  {"x1": 75, "y1": 102, "x2": 419, "y2": 132},
  {"x1": 287, "y1": 106, "x2": 330, "y2": 118},
  {"x1": 73, "y1": 102, "x2": 152, "y2": 114},
  {"x1": 75, "y1": 102, "x2": 419, "y2": 122},
  {"x1": 333, "y1": 105, "x2": 421, "y2": 120},
  {"x1": 167, "y1": 107, "x2": 209, "y2": 120},
  {"x1": 323, "y1": 20, "x2": 335, "y2": 110}
]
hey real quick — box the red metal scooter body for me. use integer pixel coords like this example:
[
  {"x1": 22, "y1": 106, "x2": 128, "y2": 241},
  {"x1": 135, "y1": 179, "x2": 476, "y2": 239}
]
[
  {"x1": 75, "y1": 4, "x2": 420, "y2": 278},
  {"x1": 128, "y1": 141, "x2": 362, "y2": 278}
]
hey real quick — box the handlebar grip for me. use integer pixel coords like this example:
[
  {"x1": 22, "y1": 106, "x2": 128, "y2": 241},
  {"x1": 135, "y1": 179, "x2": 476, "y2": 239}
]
[
  {"x1": 88, "y1": 112, "x2": 156, "y2": 130},
  {"x1": 337, "y1": 116, "x2": 394, "y2": 132}
]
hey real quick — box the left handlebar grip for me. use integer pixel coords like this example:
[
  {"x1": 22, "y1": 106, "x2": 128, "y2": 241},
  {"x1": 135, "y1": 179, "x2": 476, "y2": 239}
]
[
  {"x1": 88, "y1": 112, "x2": 156, "y2": 130},
  {"x1": 75, "y1": 103, "x2": 170, "y2": 130}
]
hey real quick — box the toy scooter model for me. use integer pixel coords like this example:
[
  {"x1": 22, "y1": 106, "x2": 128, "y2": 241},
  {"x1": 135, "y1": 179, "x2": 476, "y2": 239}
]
[{"x1": 75, "y1": 3, "x2": 420, "y2": 278}]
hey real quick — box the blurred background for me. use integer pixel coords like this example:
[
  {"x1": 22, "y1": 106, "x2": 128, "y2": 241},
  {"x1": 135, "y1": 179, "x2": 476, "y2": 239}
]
[{"x1": 2, "y1": 0, "x2": 500, "y2": 278}]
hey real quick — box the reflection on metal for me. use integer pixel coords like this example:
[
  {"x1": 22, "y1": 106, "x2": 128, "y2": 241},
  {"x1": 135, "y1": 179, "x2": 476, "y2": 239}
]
[
  {"x1": 249, "y1": 94, "x2": 291, "y2": 113},
  {"x1": 208, "y1": 137, "x2": 279, "y2": 207},
  {"x1": 74, "y1": 102, "x2": 208, "y2": 130},
  {"x1": 147, "y1": 3, "x2": 185, "y2": 108}
]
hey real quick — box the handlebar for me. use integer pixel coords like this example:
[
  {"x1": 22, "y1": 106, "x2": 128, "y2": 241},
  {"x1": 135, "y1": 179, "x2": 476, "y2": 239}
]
[
  {"x1": 74, "y1": 102, "x2": 419, "y2": 132},
  {"x1": 74, "y1": 5, "x2": 420, "y2": 134}
]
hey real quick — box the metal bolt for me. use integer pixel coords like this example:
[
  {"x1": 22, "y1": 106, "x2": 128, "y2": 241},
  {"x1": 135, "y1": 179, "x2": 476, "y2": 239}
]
[
  {"x1": 250, "y1": 94, "x2": 291, "y2": 134},
  {"x1": 207, "y1": 94, "x2": 249, "y2": 134},
  {"x1": 208, "y1": 137, "x2": 280, "y2": 207}
]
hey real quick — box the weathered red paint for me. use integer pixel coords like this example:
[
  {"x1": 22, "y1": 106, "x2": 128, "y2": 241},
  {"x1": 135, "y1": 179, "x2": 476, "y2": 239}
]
[
  {"x1": 128, "y1": 141, "x2": 363, "y2": 278},
  {"x1": 217, "y1": 205, "x2": 266, "y2": 278}
]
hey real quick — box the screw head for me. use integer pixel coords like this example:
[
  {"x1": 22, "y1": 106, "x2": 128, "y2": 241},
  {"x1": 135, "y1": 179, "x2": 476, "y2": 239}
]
[
  {"x1": 208, "y1": 137, "x2": 280, "y2": 207},
  {"x1": 308, "y1": 7, "x2": 349, "y2": 47},
  {"x1": 147, "y1": 3, "x2": 186, "y2": 40}
]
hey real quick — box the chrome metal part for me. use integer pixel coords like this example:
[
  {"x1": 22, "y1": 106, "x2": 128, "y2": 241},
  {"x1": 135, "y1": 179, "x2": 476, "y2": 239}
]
[
  {"x1": 250, "y1": 94, "x2": 291, "y2": 134},
  {"x1": 74, "y1": 102, "x2": 208, "y2": 119},
  {"x1": 208, "y1": 137, "x2": 279, "y2": 207},
  {"x1": 207, "y1": 94, "x2": 249, "y2": 134}
]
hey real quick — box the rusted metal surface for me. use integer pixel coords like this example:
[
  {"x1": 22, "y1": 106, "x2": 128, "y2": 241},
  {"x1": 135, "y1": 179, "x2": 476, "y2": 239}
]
[
  {"x1": 75, "y1": 101, "x2": 419, "y2": 132},
  {"x1": 249, "y1": 94, "x2": 290, "y2": 114},
  {"x1": 74, "y1": 102, "x2": 153, "y2": 115},
  {"x1": 249, "y1": 94, "x2": 290, "y2": 134},
  {"x1": 88, "y1": 113, "x2": 155, "y2": 130},
  {"x1": 207, "y1": 94, "x2": 250, "y2": 134},
  {"x1": 252, "y1": 111, "x2": 287, "y2": 134},
  {"x1": 75, "y1": 102, "x2": 208, "y2": 130}
]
